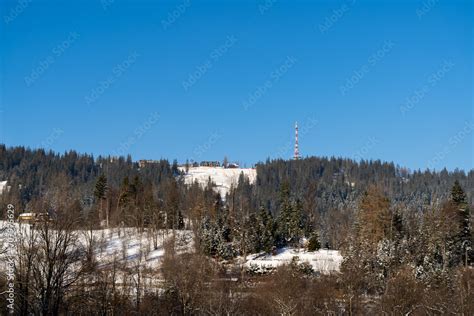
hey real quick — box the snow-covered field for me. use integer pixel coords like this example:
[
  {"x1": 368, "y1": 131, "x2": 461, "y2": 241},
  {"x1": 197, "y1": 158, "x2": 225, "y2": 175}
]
[
  {"x1": 0, "y1": 221, "x2": 342, "y2": 276},
  {"x1": 0, "y1": 221, "x2": 193, "y2": 271},
  {"x1": 244, "y1": 248, "x2": 342, "y2": 274},
  {"x1": 90, "y1": 227, "x2": 193, "y2": 270},
  {"x1": 179, "y1": 166, "x2": 256, "y2": 197}
]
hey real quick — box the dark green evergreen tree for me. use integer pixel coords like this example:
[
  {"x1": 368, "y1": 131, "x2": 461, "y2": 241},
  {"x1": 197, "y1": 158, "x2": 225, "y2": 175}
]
[
  {"x1": 451, "y1": 181, "x2": 471, "y2": 266},
  {"x1": 257, "y1": 206, "x2": 275, "y2": 253},
  {"x1": 94, "y1": 174, "x2": 107, "y2": 201},
  {"x1": 119, "y1": 176, "x2": 130, "y2": 206},
  {"x1": 165, "y1": 178, "x2": 180, "y2": 229},
  {"x1": 288, "y1": 198, "x2": 305, "y2": 245},
  {"x1": 307, "y1": 232, "x2": 321, "y2": 251},
  {"x1": 277, "y1": 181, "x2": 292, "y2": 245},
  {"x1": 451, "y1": 180, "x2": 467, "y2": 206},
  {"x1": 172, "y1": 159, "x2": 179, "y2": 176},
  {"x1": 198, "y1": 216, "x2": 217, "y2": 256},
  {"x1": 276, "y1": 182, "x2": 306, "y2": 246},
  {"x1": 94, "y1": 174, "x2": 107, "y2": 224}
]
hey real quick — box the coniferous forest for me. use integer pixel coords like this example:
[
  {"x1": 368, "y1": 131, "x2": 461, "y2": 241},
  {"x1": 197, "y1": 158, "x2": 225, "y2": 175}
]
[{"x1": 0, "y1": 144, "x2": 472, "y2": 315}]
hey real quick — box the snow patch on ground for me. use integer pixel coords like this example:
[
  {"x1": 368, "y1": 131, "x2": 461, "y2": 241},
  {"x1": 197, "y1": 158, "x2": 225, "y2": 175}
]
[
  {"x1": 178, "y1": 166, "x2": 256, "y2": 197},
  {"x1": 244, "y1": 248, "x2": 342, "y2": 274},
  {"x1": 0, "y1": 181, "x2": 7, "y2": 194}
]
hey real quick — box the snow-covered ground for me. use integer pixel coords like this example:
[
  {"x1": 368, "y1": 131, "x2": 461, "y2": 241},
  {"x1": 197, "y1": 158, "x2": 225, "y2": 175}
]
[
  {"x1": 178, "y1": 166, "x2": 256, "y2": 197},
  {"x1": 0, "y1": 221, "x2": 193, "y2": 271},
  {"x1": 89, "y1": 227, "x2": 193, "y2": 270},
  {"x1": 244, "y1": 248, "x2": 342, "y2": 274},
  {"x1": 0, "y1": 181, "x2": 7, "y2": 194},
  {"x1": 0, "y1": 221, "x2": 342, "y2": 277}
]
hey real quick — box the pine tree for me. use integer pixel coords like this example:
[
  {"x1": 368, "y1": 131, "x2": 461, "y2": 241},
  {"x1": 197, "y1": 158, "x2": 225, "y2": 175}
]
[
  {"x1": 165, "y1": 178, "x2": 180, "y2": 229},
  {"x1": 94, "y1": 174, "x2": 107, "y2": 225},
  {"x1": 289, "y1": 198, "x2": 304, "y2": 245},
  {"x1": 257, "y1": 206, "x2": 275, "y2": 253},
  {"x1": 216, "y1": 218, "x2": 236, "y2": 259},
  {"x1": 391, "y1": 210, "x2": 403, "y2": 241},
  {"x1": 172, "y1": 159, "x2": 179, "y2": 176},
  {"x1": 276, "y1": 182, "x2": 306, "y2": 246},
  {"x1": 94, "y1": 174, "x2": 107, "y2": 201},
  {"x1": 451, "y1": 180, "x2": 467, "y2": 206},
  {"x1": 450, "y1": 181, "x2": 471, "y2": 266},
  {"x1": 118, "y1": 176, "x2": 130, "y2": 207},
  {"x1": 307, "y1": 232, "x2": 321, "y2": 251},
  {"x1": 199, "y1": 216, "x2": 217, "y2": 256},
  {"x1": 277, "y1": 181, "x2": 292, "y2": 245}
]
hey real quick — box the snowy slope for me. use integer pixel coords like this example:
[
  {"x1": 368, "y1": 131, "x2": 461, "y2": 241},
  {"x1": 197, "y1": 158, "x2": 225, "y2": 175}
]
[
  {"x1": 88, "y1": 227, "x2": 193, "y2": 269},
  {"x1": 244, "y1": 248, "x2": 342, "y2": 274},
  {"x1": 0, "y1": 221, "x2": 342, "y2": 276},
  {"x1": 178, "y1": 166, "x2": 256, "y2": 197},
  {"x1": 0, "y1": 221, "x2": 193, "y2": 271}
]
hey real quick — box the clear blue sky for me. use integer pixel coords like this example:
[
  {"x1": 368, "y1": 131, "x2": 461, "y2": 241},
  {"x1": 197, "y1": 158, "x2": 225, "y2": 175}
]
[{"x1": 1, "y1": 0, "x2": 472, "y2": 171}]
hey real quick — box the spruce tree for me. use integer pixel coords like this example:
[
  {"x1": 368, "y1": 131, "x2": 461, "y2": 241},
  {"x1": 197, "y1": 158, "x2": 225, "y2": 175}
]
[
  {"x1": 94, "y1": 174, "x2": 107, "y2": 201},
  {"x1": 451, "y1": 181, "x2": 471, "y2": 266},
  {"x1": 276, "y1": 182, "x2": 306, "y2": 246},
  {"x1": 199, "y1": 216, "x2": 217, "y2": 256},
  {"x1": 119, "y1": 176, "x2": 130, "y2": 206},
  {"x1": 277, "y1": 181, "x2": 292, "y2": 245},
  {"x1": 246, "y1": 212, "x2": 260, "y2": 253},
  {"x1": 258, "y1": 207, "x2": 275, "y2": 253},
  {"x1": 172, "y1": 159, "x2": 179, "y2": 176},
  {"x1": 307, "y1": 232, "x2": 321, "y2": 251},
  {"x1": 94, "y1": 174, "x2": 107, "y2": 225},
  {"x1": 451, "y1": 181, "x2": 467, "y2": 206},
  {"x1": 289, "y1": 198, "x2": 304, "y2": 245}
]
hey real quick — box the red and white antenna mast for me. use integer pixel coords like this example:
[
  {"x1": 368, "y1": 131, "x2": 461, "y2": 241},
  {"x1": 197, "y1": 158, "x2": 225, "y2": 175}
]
[{"x1": 294, "y1": 121, "x2": 300, "y2": 160}]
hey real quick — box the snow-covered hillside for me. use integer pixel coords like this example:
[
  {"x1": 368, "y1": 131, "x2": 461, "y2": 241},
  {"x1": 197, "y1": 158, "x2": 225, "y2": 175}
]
[
  {"x1": 90, "y1": 227, "x2": 193, "y2": 269},
  {"x1": 244, "y1": 248, "x2": 342, "y2": 274},
  {"x1": 0, "y1": 221, "x2": 342, "y2": 276},
  {"x1": 178, "y1": 166, "x2": 256, "y2": 197},
  {"x1": 0, "y1": 221, "x2": 193, "y2": 271}
]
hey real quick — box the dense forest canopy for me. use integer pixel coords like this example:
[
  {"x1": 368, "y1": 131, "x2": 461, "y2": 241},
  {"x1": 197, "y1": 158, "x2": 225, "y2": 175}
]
[
  {"x1": 254, "y1": 156, "x2": 473, "y2": 214},
  {"x1": 1, "y1": 145, "x2": 472, "y2": 214}
]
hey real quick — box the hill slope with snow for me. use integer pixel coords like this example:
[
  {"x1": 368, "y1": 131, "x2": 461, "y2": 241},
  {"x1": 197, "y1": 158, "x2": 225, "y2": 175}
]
[
  {"x1": 0, "y1": 221, "x2": 193, "y2": 271},
  {"x1": 178, "y1": 166, "x2": 256, "y2": 197},
  {"x1": 0, "y1": 221, "x2": 342, "y2": 275}
]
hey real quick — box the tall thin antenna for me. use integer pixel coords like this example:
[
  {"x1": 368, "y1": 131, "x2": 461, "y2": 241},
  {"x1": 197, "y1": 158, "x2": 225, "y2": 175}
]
[{"x1": 294, "y1": 121, "x2": 300, "y2": 160}]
